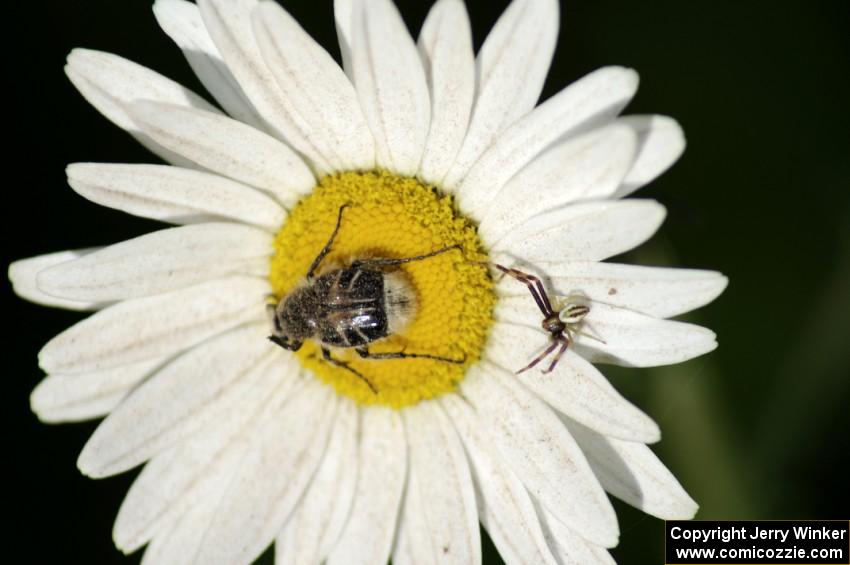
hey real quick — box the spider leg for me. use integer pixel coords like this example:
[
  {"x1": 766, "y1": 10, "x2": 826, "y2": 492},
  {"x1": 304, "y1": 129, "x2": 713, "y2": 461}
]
[
  {"x1": 494, "y1": 264, "x2": 553, "y2": 317},
  {"x1": 351, "y1": 244, "x2": 462, "y2": 269},
  {"x1": 521, "y1": 270, "x2": 555, "y2": 314},
  {"x1": 321, "y1": 346, "x2": 377, "y2": 393},
  {"x1": 307, "y1": 204, "x2": 349, "y2": 280},
  {"x1": 542, "y1": 335, "x2": 571, "y2": 374},
  {"x1": 516, "y1": 339, "x2": 560, "y2": 374},
  {"x1": 355, "y1": 347, "x2": 465, "y2": 364},
  {"x1": 574, "y1": 325, "x2": 607, "y2": 345}
]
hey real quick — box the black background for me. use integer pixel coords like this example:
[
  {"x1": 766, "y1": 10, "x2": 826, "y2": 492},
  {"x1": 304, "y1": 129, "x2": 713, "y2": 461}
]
[{"x1": 4, "y1": 1, "x2": 849, "y2": 564}]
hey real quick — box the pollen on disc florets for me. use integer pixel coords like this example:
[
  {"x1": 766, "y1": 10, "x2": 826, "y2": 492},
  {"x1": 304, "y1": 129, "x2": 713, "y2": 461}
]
[{"x1": 270, "y1": 170, "x2": 495, "y2": 408}]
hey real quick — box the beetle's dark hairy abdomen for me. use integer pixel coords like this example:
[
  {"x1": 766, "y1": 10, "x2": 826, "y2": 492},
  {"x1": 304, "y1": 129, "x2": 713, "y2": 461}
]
[{"x1": 314, "y1": 268, "x2": 389, "y2": 347}]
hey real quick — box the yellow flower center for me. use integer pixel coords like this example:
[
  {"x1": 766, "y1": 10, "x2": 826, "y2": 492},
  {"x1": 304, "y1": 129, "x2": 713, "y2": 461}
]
[{"x1": 270, "y1": 171, "x2": 495, "y2": 408}]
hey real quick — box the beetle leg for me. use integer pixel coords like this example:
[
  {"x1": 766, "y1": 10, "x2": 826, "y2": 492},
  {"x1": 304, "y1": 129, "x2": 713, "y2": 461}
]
[
  {"x1": 321, "y1": 346, "x2": 377, "y2": 393},
  {"x1": 355, "y1": 347, "x2": 465, "y2": 365},
  {"x1": 307, "y1": 204, "x2": 350, "y2": 280},
  {"x1": 351, "y1": 244, "x2": 462, "y2": 269},
  {"x1": 268, "y1": 335, "x2": 287, "y2": 349}
]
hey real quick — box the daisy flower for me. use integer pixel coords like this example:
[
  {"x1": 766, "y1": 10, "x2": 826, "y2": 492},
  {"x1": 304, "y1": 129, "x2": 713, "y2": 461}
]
[{"x1": 9, "y1": 0, "x2": 727, "y2": 563}]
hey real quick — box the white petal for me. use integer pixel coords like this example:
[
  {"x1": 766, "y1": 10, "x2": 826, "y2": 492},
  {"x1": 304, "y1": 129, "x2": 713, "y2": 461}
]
[
  {"x1": 37, "y1": 223, "x2": 270, "y2": 302},
  {"x1": 575, "y1": 302, "x2": 718, "y2": 367},
  {"x1": 615, "y1": 115, "x2": 685, "y2": 198},
  {"x1": 349, "y1": 0, "x2": 430, "y2": 175},
  {"x1": 275, "y1": 399, "x2": 359, "y2": 565},
  {"x1": 67, "y1": 163, "x2": 285, "y2": 230},
  {"x1": 537, "y1": 505, "x2": 616, "y2": 565},
  {"x1": 139, "y1": 379, "x2": 308, "y2": 560},
  {"x1": 327, "y1": 407, "x2": 406, "y2": 565},
  {"x1": 454, "y1": 67, "x2": 639, "y2": 216},
  {"x1": 30, "y1": 358, "x2": 165, "y2": 423},
  {"x1": 565, "y1": 418, "x2": 698, "y2": 519},
  {"x1": 441, "y1": 394, "x2": 559, "y2": 565},
  {"x1": 392, "y1": 519, "x2": 415, "y2": 565},
  {"x1": 496, "y1": 261, "x2": 728, "y2": 319},
  {"x1": 141, "y1": 446, "x2": 246, "y2": 565},
  {"x1": 138, "y1": 373, "x2": 302, "y2": 565},
  {"x1": 128, "y1": 100, "x2": 315, "y2": 206},
  {"x1": 493, "y1": 200, "x2": 666, "y2": 262},
  {"x1": 194, "y1": 381, "x2": 338, "y2": 565},
  {"x1": 153, "y1": 0, "x2": 265, "y2": 128},
  {"x1": 485, "y1": 321, "x2": 659, "y2": 443},
  {"x1": 197, "y1": 0, "x2": 336, "y2": 173},
  {"x1": 77, "y1": 323, "x2": 273, "y2": 478},
  {"x1": 417, "y1": 0, "x2": 475, "y2": 184},
  {"x1": 400, "y1": 401, "x2": 480, "y2": 565},
  {"x1": 333, "y1": 0, "x2": 354, "y2": 76},
  {"x1": 479, "y1": 124, "x2": 638, "y2": 242},
  {"x1": 395, "y1": 462, "x2": 430, "y2": 565},
  {"x1": 253, "y1": 2, "x2": 375, "y2": 171},
  {"x1": 460, "y1": 364, "x2": 619, "y2": 547},
  {"x1": 38, "y1": 275, "x2": 268, "y2": 374},
  {"x1": 443, "y1": 0, "x2": 559, "y2": 188},
  {"x1": 65, "y1": 48, "x2": 219, "y2": 167},
  {"x1": 114, "y1": 350, "x2": 301, "y2": 552},
  {"x1": 9, "y1": 250, "x2": 104, "y2": 311}
]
